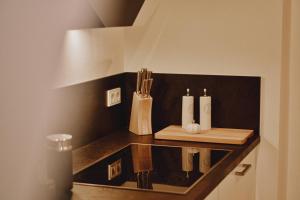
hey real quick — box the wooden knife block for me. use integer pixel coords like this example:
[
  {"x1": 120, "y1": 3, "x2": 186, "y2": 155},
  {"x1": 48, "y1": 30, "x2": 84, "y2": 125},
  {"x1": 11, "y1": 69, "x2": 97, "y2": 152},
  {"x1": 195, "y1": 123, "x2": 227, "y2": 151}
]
[{"x1": 129, "y1": 92, "x2": 153, "y2": 135}]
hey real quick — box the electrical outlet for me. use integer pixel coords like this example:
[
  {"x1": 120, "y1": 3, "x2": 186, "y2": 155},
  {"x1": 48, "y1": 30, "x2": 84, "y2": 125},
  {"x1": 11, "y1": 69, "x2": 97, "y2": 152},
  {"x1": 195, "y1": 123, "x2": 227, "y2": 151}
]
[
  {"x1": 106, "y1": 87, "x2": 121, "y2": 107},
  {"x1": 108, "y1": 159, "x2": 122, "y2": 180}
]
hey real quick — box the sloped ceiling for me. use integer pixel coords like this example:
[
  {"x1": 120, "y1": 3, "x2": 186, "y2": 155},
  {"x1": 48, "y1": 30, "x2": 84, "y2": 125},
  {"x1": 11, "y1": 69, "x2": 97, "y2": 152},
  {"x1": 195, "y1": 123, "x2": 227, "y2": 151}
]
[{"x1": 88, "y1": 0, "x2": 145, "y2": 27}]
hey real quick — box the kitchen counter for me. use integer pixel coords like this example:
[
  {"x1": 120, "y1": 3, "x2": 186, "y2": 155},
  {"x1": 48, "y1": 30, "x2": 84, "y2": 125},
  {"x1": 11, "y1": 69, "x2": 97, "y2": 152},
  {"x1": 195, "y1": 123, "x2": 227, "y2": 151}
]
[{"x1": 71, "y1": 129, "x2": 260, "y2": 200}]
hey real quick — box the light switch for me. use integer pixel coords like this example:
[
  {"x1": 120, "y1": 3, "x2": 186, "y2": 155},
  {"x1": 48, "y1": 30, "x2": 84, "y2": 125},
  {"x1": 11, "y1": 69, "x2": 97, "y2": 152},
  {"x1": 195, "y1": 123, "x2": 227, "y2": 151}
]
[{"x1": 106, "y1": 87, "x2": 121, "y2": 107}]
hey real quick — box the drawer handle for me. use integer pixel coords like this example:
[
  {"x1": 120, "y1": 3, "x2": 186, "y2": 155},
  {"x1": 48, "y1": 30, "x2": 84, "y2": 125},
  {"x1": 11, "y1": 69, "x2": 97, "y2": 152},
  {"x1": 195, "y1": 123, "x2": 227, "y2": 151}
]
[{"x1": 235, "y1": 164, "x2": 251, "y2": 176}]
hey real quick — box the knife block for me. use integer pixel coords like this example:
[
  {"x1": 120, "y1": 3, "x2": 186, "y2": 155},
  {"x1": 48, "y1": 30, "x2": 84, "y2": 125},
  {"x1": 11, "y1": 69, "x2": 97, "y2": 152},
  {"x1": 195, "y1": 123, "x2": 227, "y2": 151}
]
[{"x1": 129, "y1": 92, "x2": 153, "y2": 135}]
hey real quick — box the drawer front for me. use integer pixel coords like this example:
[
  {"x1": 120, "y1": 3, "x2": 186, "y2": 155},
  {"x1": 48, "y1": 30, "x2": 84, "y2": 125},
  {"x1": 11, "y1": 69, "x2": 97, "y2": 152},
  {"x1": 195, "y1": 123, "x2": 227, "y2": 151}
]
[
  {"x1": 219, "y1": 147, "x2": 257, "y2": 200},
  {"x1": 205, "y1": 147, "x2": 257, "y2": 200}
]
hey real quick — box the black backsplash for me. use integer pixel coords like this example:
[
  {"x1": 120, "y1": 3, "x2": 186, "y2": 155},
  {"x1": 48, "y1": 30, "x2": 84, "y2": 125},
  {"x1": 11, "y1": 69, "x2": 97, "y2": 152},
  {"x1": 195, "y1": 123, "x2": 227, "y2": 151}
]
[
  {"x1": 124, "y1": 73, "x2": 260, "y2": 134},
  {"x1": 49, "y1": 72, "x2": 260, "y2": 149},
  {"x1": 47, "y1": 74, "x2": 126, "y2": 149}
]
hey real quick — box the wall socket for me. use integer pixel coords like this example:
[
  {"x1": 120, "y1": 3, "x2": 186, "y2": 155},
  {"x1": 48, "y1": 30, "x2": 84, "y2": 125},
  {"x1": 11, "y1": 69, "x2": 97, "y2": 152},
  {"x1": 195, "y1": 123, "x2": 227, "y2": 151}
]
[
  {"x1": 106, "y1": 87, "x2": 121, "y2": 107},
  {"x1": 108, "y1": 159, "x2": 122, "y2": 180}
]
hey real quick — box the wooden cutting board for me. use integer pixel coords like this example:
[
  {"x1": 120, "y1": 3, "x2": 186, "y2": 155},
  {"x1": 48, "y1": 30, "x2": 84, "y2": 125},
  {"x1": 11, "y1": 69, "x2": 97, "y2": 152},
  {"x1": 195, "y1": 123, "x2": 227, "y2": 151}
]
[{"x1": 154, "y1": 125, "x2": 254, "y2": 145}]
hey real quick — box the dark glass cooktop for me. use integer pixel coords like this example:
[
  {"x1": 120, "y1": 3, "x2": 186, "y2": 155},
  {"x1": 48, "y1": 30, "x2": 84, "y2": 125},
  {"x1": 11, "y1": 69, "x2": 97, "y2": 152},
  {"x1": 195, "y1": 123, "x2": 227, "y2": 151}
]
[{"x1": 73, "y1": 144, "x2": 230, "y2": 194}]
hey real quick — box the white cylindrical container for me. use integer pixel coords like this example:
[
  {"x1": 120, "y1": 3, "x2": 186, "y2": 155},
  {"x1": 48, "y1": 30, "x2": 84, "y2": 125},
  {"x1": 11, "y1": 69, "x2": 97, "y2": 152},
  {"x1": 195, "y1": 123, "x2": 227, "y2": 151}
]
[
  {"x1": 46, "y1": 134, "x2": 73, "y2": 192},
  {"x1": 200, "y1": 88, "x2": 211, "y2": 130},
  {"x1": 182, "y1": 88, "x2": 194, "y2": 129}
]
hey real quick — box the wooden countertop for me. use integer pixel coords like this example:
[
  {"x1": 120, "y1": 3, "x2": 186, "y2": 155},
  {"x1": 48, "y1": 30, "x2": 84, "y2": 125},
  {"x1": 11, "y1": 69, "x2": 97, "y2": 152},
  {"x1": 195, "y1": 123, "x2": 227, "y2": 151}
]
[{"x1": 71, "y1": 129, "x2": 260, "y2": 200}]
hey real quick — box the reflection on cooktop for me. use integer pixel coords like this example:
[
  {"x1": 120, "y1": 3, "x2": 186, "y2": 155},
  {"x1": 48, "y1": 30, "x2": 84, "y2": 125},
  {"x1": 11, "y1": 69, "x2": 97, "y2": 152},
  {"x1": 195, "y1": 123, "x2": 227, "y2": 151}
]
[{"x1": 73, "y1": 144, "x2": 231, "y2": 194}]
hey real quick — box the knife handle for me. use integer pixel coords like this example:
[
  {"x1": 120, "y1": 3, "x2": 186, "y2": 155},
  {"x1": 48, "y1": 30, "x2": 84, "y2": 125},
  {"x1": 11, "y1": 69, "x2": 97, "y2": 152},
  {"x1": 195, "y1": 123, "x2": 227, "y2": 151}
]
[
  {"x1": 147, "y1": 79, "x2": 153, "y2": 97},
  {"x1": 136, "y1": 71, "x2": 141, "y2": 94}
]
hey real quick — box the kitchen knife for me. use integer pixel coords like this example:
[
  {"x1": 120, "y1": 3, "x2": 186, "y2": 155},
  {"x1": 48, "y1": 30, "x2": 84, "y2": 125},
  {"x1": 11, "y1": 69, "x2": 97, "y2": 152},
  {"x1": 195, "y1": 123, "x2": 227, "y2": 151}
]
[
  {"x1": 136, "y1": 71, "x2": 141, "y2": 94},
  {"x1": 147, "y1": 79, "x2": 153, "y2": 97}
]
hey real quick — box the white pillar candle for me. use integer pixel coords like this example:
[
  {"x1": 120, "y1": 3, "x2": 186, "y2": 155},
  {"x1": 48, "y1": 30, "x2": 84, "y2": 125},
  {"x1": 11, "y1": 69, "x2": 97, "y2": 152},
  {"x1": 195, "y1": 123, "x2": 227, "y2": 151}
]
[
  {"x1": 182, "y1": 88, "x2": 194, "y2": 129},
  {"x1": 200, "y1": 88, "x2": 211, "y2": 131}
]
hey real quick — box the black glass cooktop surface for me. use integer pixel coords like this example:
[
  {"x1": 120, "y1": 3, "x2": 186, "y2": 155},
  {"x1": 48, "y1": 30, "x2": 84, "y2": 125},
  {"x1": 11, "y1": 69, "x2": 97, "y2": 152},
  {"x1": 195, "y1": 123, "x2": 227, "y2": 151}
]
[{"x1": 73, "y1": 144, "x2": 231, "y2": 194}]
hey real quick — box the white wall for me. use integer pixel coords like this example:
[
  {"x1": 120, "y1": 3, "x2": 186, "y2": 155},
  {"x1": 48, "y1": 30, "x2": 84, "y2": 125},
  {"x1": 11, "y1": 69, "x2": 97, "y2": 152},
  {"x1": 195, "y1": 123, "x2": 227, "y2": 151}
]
[
  {"x1": 56, "y1": 27, "x2": 124, "y2": 87},
  {"x1": 286, "y1": 0, "x2": 300, "y2": 199},
  {"x1": 124, "y1": 0, "x2": 283, "y2": 199}
]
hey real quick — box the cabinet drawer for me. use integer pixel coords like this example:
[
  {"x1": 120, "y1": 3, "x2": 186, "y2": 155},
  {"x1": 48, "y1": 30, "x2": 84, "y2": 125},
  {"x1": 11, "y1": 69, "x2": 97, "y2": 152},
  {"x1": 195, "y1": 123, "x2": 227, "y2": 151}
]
[
  {"x1": 219, "y1": 147, "x2": 257, "y2": 200},
  {"x1": 205, "y1": 147, "x2": 257, "y2": 200}
]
